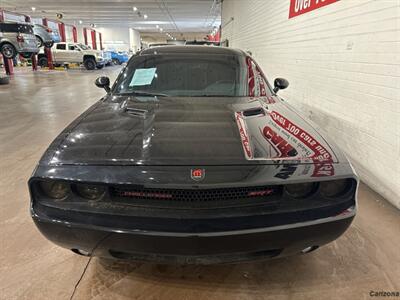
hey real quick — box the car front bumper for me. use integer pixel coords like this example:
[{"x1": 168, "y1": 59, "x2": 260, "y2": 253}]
[
  {"x1": 96, "y1": 57, "x2": 106, "y2": 66},
  {"x1": 32, "y1": 207, "x2": 354, "y2": 264}
]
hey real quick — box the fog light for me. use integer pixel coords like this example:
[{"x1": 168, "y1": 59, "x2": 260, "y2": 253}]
[
  {"x1": 320, "y1": 179, "x2": 350, "y2": 198},
  {"x1": 39, "y1": 181, "x2": 69, "y2": 200},
  {"x1": 76, "y1": 184, "x2": 105, "y2": 200},
  {"x1": 285, "y1": 182, "x2": 317, "y2": 198}
]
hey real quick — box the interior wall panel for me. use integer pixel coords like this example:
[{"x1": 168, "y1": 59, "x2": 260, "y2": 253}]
[{"x1": 222, "y1": 0, "x2": 400, "y2": 208}]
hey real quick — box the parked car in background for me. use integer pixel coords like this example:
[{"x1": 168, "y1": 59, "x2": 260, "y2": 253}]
[
  {"x1": 102, "y1": 51, "x2": 112, "y2": 66},
  {"x1": 29, "y1": 46, "x2": 358, "y2": 264},
  {"x1": 38, "y1": 42, "x2": 106, "y2": 70},
  {"x1": 105, "y1": 50, "x2": 129, "y2": 65},
  {"x1": 0, "y1": 22, "x2": 39, "y2": 59},
  {"x1": 32, "y1": 24, "x2": 55, "y2": 48}
]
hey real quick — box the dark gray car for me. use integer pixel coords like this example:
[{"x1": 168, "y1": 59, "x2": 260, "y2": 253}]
[
  {"x1": 29, "y1": 46, "x2": 358, "y2": 264},
  {"x1": 0, "y1": 22, "x2": 39, "y2": 59}
]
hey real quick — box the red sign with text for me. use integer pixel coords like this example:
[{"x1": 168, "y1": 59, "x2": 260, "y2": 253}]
[{"x1": 289, "y1": 0, "x2": 339, "y2": 19}]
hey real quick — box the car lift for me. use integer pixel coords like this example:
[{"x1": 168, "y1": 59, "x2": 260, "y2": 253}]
[
  {"x1": 42, "y1": 18, "x2": 68, "y2": 70},
  {"x1": 1, "y1": 11, "x2": 79, "y2": 74},
  {"x1": 41, "y1": 19, "x2": 78, "y2": 70},
  {"x1": 0, "y1": 9, "x2": 38, "y2": 75}
]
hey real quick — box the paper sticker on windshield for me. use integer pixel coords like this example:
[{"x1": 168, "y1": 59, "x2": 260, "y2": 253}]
[{"x1": 129, "y1": 68, "x2": 157, "y2": 86}]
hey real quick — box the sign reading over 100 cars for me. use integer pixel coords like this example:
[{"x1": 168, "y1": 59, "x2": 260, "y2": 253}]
[{"x1": 289, "y1": 0, "x2": 339, "y2": 19}]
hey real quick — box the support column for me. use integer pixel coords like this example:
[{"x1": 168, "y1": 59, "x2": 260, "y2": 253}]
[
  {"x1": 42, "y1": 19, "x2": 54, "y2": 70},
  {"x1": 72, "y1": 26, "x2": 78, "y2": 43},
  {"x1": 99, "y1": 32, "x2": 103, "y2": 50},
  {"x1": 83, "y1": 28, "x2": 88, "y2": 45},
  {"x1": 58, "y1": 22, "x2": 66, "y2": 42},
  {"x1": 91, "y1": 30, "x2": 97, "y2": 50}
]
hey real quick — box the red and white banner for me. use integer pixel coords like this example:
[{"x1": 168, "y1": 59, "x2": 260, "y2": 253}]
[
  {"x1": 235, "y1": 112, "x2": 253, "y2": 159},
  {"x1": 270, "y1": 111, "x2": 333, "y2": 162},
  {"x1": 269, "y1": 111, "x2": 334, "y2": 177},
  {"x1": 289, "y1": 0, "x2": 339, "y2": 19}
]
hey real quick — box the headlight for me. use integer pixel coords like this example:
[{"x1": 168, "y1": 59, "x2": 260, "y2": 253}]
[
  {"x1": 320, "y1": 179, "x2": 351, "y2": 198},
  {"x1": 39, "y1": 181, "x2": 69, "y2": 200},
  {"x1": 285, "y1": 182, "x2": 317, "y2": 198},
  {"x1": 76, "y1": 184, "x2": 105, "y2": 200}
]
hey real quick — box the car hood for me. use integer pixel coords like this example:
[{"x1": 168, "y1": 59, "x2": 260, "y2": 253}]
[
  {"x1": 83, "y1": 49, "x2": 102, "y2": 56},
  {"x1": 42, "y1": 95, "x2": 342, "y2": 167}
]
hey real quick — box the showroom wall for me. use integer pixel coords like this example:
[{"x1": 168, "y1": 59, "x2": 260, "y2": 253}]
[
  {"x1": 129, "y1": 28, "x2": 141, "y2": 52},
  {"x1": 74, "y1": 26, "x2": 139, "y2": 51},
  {"x1": 222, "y1": 0, "x2": 399, "y2": 208},
  {"x1": 95, "y1": 26, "x2": 131, "y2": 51}
]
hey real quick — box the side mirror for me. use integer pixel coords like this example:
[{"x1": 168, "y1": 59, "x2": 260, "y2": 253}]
[
  {"x1": 95, "y1": 76, "x2": 110, "y2": 93},
  {"x1": 273, "y1": 78, "x2": 289, "y2": 93}
]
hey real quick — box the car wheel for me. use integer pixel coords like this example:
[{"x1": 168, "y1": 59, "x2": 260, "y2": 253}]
[
  {"x1": 112, "y1": 58, "x2": 121, "y2": 65},
  {"x1": 0, "y1": 43, "x2": 17, "y2": 59},
  {"x1": 84, "y1": 58, "x2": 96, "y2": 70},
  {"x1": 38, "y1": 57, "x2": 48, "y2": 67},
  {"x1": 96, "y1": 65, "x2": 104, "y2": 69},
  {"x1": 44, "y1": 41, "x2": 54, "y2": 48},
  {"x1": 35, "y1": 36, "x2": 43, "y2": 48}
]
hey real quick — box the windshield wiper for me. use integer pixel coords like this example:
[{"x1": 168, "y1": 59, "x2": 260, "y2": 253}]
[{"x1": 117, "y1": 91, "x2": 169, "y2": 97}]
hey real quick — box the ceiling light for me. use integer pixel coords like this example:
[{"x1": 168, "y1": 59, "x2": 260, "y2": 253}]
[
  {"x1": 159, "y1": 28, "x2": 163, "y2": 32},
  {"x1": 31, "y1": 7, "x2": 36, "y2": 12},
  {"x1": 133, "y1": 6, "x2": 137, "y2": 11},
  {"x1": 156, "y1": 25, "x2": 159, "y2": 28},
  {"x1": 143, "y1": 14, "x2": 148, "y2": 19},
  {"x1": 79, "y1": 20, "x2": 83, "y2": 24}
]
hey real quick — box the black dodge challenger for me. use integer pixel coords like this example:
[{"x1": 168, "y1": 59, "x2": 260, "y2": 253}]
[{"x1": 29, "y1": 46, "x2": 358, "y2": 264}]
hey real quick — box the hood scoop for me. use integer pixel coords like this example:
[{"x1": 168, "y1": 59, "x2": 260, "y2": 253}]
[
  {"x1": 242, "y1": 107, "x2": 265, "y2": 117},
  {"x1": 125, "y1": 107, "x2": 148, "y2": 118}
]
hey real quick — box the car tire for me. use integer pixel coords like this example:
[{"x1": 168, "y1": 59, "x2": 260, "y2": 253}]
[
  {"x1": 112, "y1": 58, "x2": 121, "y2": 65},
  {"x1": 96, "y1": 65, "x2": 104, "y2": 69},
  {"x1": 35, "y1": 36, "x2": 44, "y2": 48},
  {"x1": 38, "y1": 57, "x2": 48, "y2": 67},
  {"x1": 44, "y1": 41, "x2": 54, "y2": 48},
  {"x1": 84, "y1": 58, "x2": 96, "y2": 70},
  {"x1": 0, "y1": 75, "x2": 10, "y2": 85},
  {"x1": 0, "y1": 43, "x2": 17, "y2": 59}
]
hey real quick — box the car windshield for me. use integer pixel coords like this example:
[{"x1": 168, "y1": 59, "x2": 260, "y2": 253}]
[
  {"x1": 77, "y1": 43, "x2": 89, "y2": 50},
  {"x1": 113, "y1": 53, "x2": 248, "y2": 97}
]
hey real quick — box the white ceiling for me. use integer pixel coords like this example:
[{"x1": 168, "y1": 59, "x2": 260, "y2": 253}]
[{"x1": 1, "y1": 0, "x2": 221, "y2": 33}]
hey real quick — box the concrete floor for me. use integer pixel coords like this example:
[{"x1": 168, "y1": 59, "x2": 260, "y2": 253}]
[{"x1": 0, "y1": 67, "x2": 399, "y2": 300}]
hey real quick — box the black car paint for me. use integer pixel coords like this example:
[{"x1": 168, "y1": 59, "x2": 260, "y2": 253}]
[
  {"x1": 37, "y1": 95, "x2": 345, "y2": 166},
  {"x1": 29, "y1": 46, "x2": 357, "y2": 263}
]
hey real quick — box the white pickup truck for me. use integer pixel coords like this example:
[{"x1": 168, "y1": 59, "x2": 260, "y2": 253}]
[{"x1": 38, "y1": 42, "x2": 106, "y2": 70}]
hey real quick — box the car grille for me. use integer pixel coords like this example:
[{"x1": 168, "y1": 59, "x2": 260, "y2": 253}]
[
  {"x1": 112, "y1": 185, "x2": 281, "y2": 201},
  {"x1": 110, "y1": 185, "x2": 282, "y2": 209}
]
